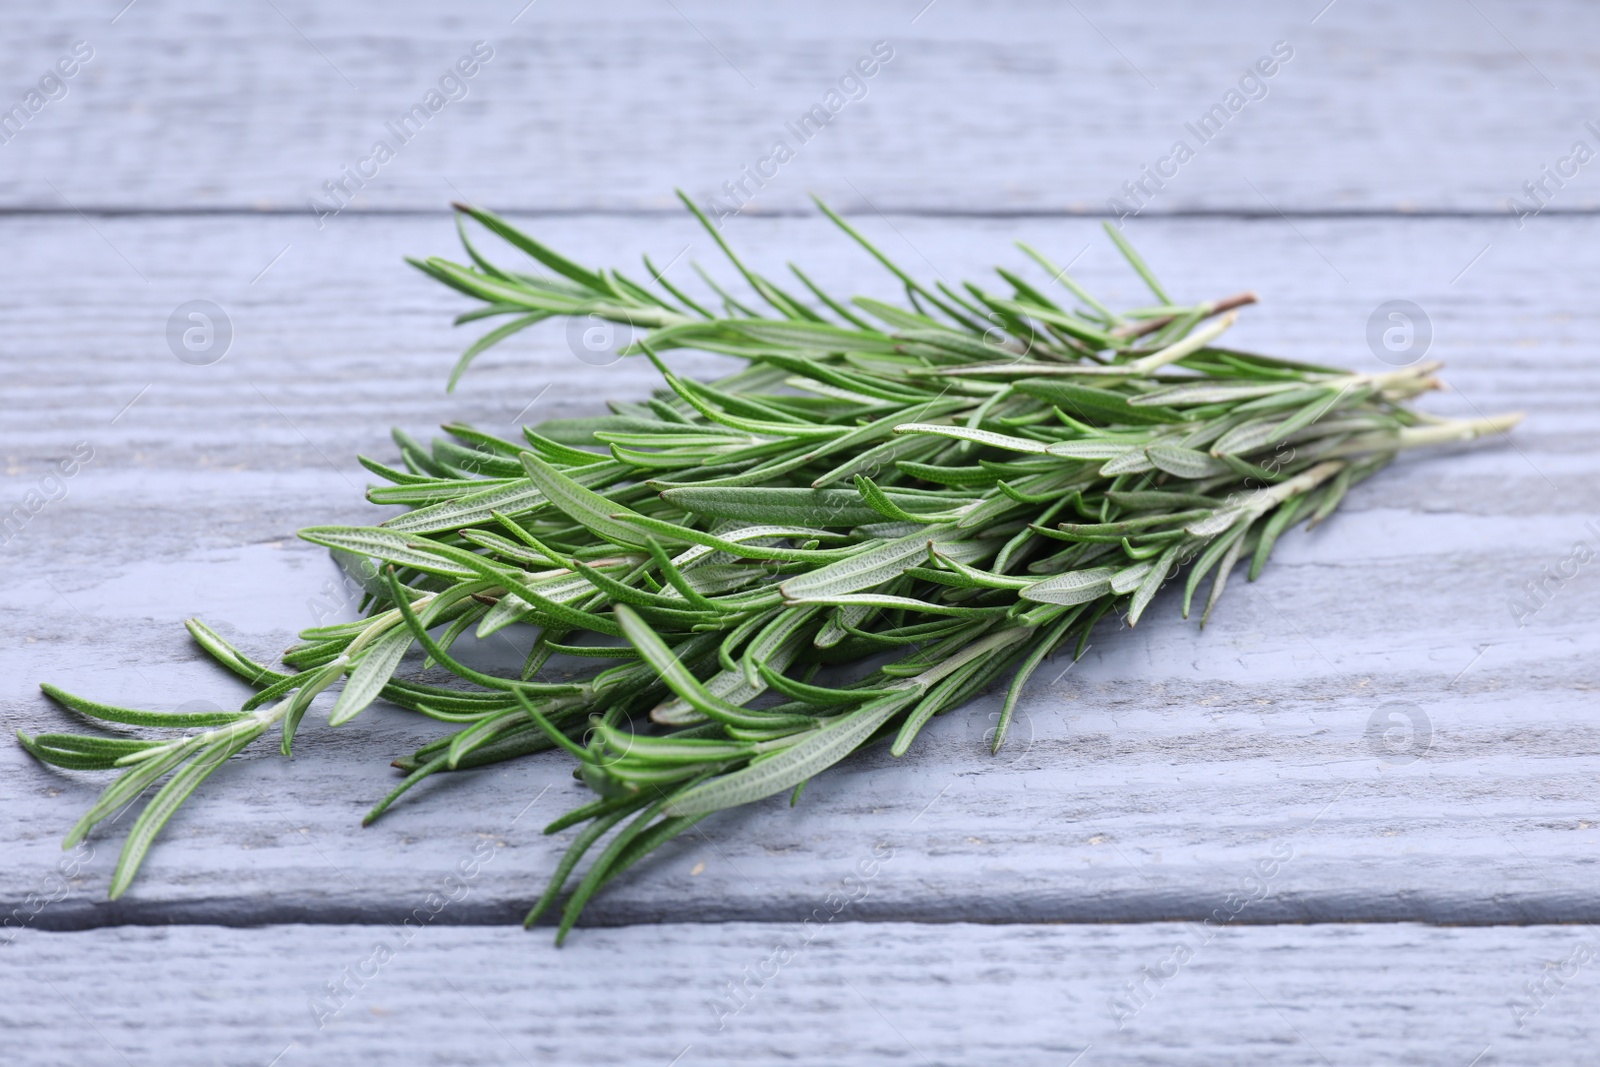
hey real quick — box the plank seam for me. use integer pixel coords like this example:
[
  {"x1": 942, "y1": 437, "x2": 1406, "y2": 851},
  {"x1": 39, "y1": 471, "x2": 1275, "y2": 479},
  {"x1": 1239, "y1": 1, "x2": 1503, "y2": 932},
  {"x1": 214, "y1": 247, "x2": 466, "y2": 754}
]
[
  {"x1": 22, "y1": 911, "x2": 1600, "y2": 934},
  {"x1": 0, "y1": 206, "x2": 1587, "y2": 220}
]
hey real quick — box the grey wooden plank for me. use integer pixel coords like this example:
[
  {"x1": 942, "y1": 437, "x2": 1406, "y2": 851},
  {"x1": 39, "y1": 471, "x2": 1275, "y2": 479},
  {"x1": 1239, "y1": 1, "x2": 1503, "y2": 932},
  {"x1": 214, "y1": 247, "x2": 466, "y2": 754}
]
[
  {"x1": 2, "y1": 212, "x2": 1598, "y2": 929},
  {"x1": 3, "y1": 0, "x2": 1598, "y2": 213},
  {"x1": 5, "y1": 921, "x2": 1598, "y2": 1065}
]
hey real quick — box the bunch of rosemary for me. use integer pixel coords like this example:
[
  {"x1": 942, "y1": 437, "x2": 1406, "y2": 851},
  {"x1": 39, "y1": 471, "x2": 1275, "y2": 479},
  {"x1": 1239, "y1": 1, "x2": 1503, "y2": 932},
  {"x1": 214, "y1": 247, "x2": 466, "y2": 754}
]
[{"x1": 23, "y1": 196, "x2": 1517, "y2": 943}]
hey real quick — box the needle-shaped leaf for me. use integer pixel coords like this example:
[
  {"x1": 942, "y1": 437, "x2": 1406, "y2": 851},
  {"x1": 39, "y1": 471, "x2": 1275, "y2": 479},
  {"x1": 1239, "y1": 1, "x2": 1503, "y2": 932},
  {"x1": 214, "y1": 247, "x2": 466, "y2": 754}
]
[
  {"x1": 660, "y1": 486, "x2": 885, "y2": 528},
  {"x1": 109, "y1": 728, "x2": 264, "y2": 898},
  {"x1": 784, "y1": 592, "x2": 1012, "y2": 618},
  {"x1": 994, "y1": 609, "x2": 1082, "y2": 752},
  {"x1": 755, "y1": 663, "x2": 899, "y2": 706},
  {"x1": 64, "y1": 735, "x2": 208, "y2": 848},
  {"x1": 663, "y1": 691, "x2": 914, "y2": 818},
  {"x1": 520, "y1": 452, "x2": 657, "y2": 548},
  {"x1": 446, "y1": 312, "x2": 549, "y2": 393},
  {"x1": 613, "y1": 513, "x2": 863, "y2": 563},
  {"x1": 615, "y1": 606, "x2": 813, "y2": 729},
  {"x1": 780, "y1": 528, "x2": 962, "y2": 600},
  {"x1": 1102, "y1": 220, "x2": 1171, "y2": 303},
  {"x1": 328, "y1": 627, "x2": 412, "y2": 726},
  {"x1": 1127, "y1": 543, "x2": 1183, "y2": 627},
  {"x1": 1020, "y1": 566, "x2": 1118, "y2": 605},
  {"x1": 1013, "y1": 379, "x2": 1181, "y2": 425},
  {"x1": 17, "y1": 731, "x2": 167, "y2": 772},
  {"x1": 892, "y1": 423, "x2": 1051, "y2": 454},
  {"x1": 1146, "y1": 445, "x2": 1231, "y2": 479},
  {"x1": 854, "y1": 475, "x2": 970, "y2": 523},
  {"x1": 1111, "y1": 559, "x2": 1155, "y2": 595},
  {"x1": 299, "y1": 526, "x2": 478, "y2": 578},
  {"x1": 1043, "y1": 440, "x2": 1139, "y2": 460},
  {"x1": 39, "y1": 683, "x2": 246, "y2": 728},
  {"x1": 380, "y1": 461, "x2": 627, "y2": 534},
  {"x1": 452, "y1": 201, "x2": 615, "y2": 294},
  {"x1": 1131, "y1": 380, "x2": 1297, "y2": 406}
]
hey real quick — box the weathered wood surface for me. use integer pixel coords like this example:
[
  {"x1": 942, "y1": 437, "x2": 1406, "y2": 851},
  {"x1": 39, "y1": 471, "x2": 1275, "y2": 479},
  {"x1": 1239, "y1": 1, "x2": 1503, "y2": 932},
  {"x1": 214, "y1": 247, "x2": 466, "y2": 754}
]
[
  {"x1": 3, "y1": 214, "x2": 1596, "y2": 930},
  {"x1": 5, "y1": 2, "x2": 1600, "y2": 1060},
  {"x1": 2, "y1": 0, "x2": 1597, "y2": 214},
  {"x1": 5, "y1": 921, "x2": 1597, "y2": 1066}
]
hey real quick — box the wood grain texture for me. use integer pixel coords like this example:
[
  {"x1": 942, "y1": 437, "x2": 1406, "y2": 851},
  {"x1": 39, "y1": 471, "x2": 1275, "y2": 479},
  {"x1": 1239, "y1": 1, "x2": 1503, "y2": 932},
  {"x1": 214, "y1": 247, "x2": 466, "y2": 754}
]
[
  {"x1": 7, "y1": 4, "x2": 1599, "y2": 1059},
  {"x1": 6, "y1": 921, "x2": 1598, "y2": 1065},
  {"x1": 2, "y1": 0, "x2": 1597, "y2": 214},
  {"x1": 3, "y1": 213, "x2": 1596, "y2": 929}
]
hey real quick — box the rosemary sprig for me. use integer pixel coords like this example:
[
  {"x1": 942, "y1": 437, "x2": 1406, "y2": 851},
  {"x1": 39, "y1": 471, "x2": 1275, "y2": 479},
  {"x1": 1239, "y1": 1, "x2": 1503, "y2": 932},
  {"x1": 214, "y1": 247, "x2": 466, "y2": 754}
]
[{"x1": 25, "y1": 196, "x2": 1520, "y2": 942}]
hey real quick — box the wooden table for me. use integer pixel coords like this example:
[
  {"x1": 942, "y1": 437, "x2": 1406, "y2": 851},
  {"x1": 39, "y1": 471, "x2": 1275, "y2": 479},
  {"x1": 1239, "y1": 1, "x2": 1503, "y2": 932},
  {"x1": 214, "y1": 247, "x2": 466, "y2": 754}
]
[{"x1": 4, "y1": 2, "x2": 1597, "y2": 1063}]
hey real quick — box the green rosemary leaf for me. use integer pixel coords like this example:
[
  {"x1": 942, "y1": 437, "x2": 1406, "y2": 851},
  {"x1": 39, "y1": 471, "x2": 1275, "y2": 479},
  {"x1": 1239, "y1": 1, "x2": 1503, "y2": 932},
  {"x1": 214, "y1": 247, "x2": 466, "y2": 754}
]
[
  {"x1": 754, "y1": 663, "x2": 898, "y2": 706},
  {"x1": 17, "y1": 731, "x2": 166, "y2": 772},
  {"x1": 897, "y1": 461, "x2": 999, "y2": 488},
  {"x1": 616, "y1": 606, "x2": 813, "y2": 729},
  {"x1": 1102, "y1": 221, "x2": 1171, "y2": 303},
  {"x1": 1016, "y1": 241, "x2": 1117, "y2": 322},
  {"x1": 185, "y1": 619, "x2": 292, "y2": 687},
  {"x1": 987, "y1": 297, "x2": 1116, "y2": 349},
  {"x1": 280, "y1": 654, "x2": 351, "y2": 756},
  {"x1": 298, "y1": 526, "x2": 478, "y2": 578},
  {"x1": 380, "y1": 462, "x2": 619, "y2": 535},
  {"x1": 446, "y1": 707, "x2": 525, "y2": 769},
  {"x1": 1307, "y1": 465, "x2": 1356, "y2": 528},
  {"x1": 1106, "y1": 489, "x2": 1219, "y2": 510},
  {"x1": 64, "y1": 736, "x2": 207, "y2": 848},
  {"x1": 1201, "y1": 526, "x2": 1259, "y2": 625},
  {"x1": 1183, "y1": 521, "x2": 1250, "y2": 619},
  {"x1": 1056, "y1": 512, "x2": 1211, "y2": 539},
  {"x1": 786, "y1": 592, "x2": 1012, "y2": 618},
  {"x1": 39, "y1": 683, "x2": 246, "y2": 728},
  {"x1": 1145, "y1": 445, "x2": 1232, "y2": 479},
  {"x1": 364, "y1": 752, "x2": 451, "y2": 826},
  {"x1": 887, "y1": 627, "x2": 1035, "y2": 755},
  {"x1": 328, "y1": 626, "x2": 411, "y2": 726},
  {"x1": 359, "y1": 454, "x2": 434, "y2": 485},
  {"x1": 518, "y1": 453, "x2": 653, "y2": 548},
  {"x1": 1111, "y1": 560, "x2": 1155, "y2": 594},
  {"x1": 1127, "y1": 543, "x2": 1183, "y2": 627},
  {"x1": 1045, "y1": 440, "x2": 1140, "y2": 460},
  {"x1": 663, "y1": 692, "x2": 915, "y2": 818},
  {"x1": 851, "y1": 297, "x2": 946, "y2": 333},
  {"x1": 1013, "y1": 379, "x2": 1181, "y2": 425},
  {"x1": 451, "y1": 202, "x2": 614, "y2": 295},
  {"x1": 994, "y1": 608, "x2": 1082, "y2": 752},
  {"x1": 1246, "y1": 502, "x2": 1299, "y2": 582},
  {"x1": 1019, "y1": 566, "x2": 1118, "y2": 605},
  {"x1": 893, "y1": 423, "x2": 1051, "y2": 454},
  {"x1": 660, "y1": 486, "x2": 884, "y2": 528},
  {"x1": 613, "y1": 514, "x2": 863, "y2": 563},
  {"x1": 524, "y1": 792, "x2": 654, "y2": 927},
  {"x1": 779, "y1": 528, "x2": 960, "y2": 600},
  {"x1": 109, "y1": 728, "x2": 264, "y2": 899},
  {"x1": 854, "y1": 475, "x2": 970, "y2": 523},
  {"x1": 554, "y1": 790, "x2": 696, "y2": 945},
  {"x1": 446, "y1": 312, "x2": 549, "y2": 393},
  {"x1": 642, "y1": 537, "x2": 718, "y2": 611},
  {"x1": 730, "y1": 318, "x2": 897, "y2": 353},
  {"x1": 921, "y1": 552, "x2": 1035, "y2": 591},
  {"x1": 1131, "y1": 381, "x2": 1298, "y2": 407}
]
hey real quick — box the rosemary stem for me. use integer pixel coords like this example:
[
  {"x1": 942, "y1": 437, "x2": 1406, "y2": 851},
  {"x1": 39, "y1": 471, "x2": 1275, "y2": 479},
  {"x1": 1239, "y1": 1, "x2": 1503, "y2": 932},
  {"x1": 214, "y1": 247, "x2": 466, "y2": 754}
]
[
  {"x1": 1127, "y1": 311, "x2": 1238, "y2": 373},
  {"x1": 1334, "y1": 413, "x2": 1525, "y2": 456}
]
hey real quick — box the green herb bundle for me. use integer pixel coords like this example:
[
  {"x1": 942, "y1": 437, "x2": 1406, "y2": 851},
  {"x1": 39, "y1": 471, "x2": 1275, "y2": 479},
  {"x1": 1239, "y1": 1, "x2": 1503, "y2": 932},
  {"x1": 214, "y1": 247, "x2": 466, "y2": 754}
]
[{"x1": 23, "y1": 196, "x2": 1518, "y2": 942}]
